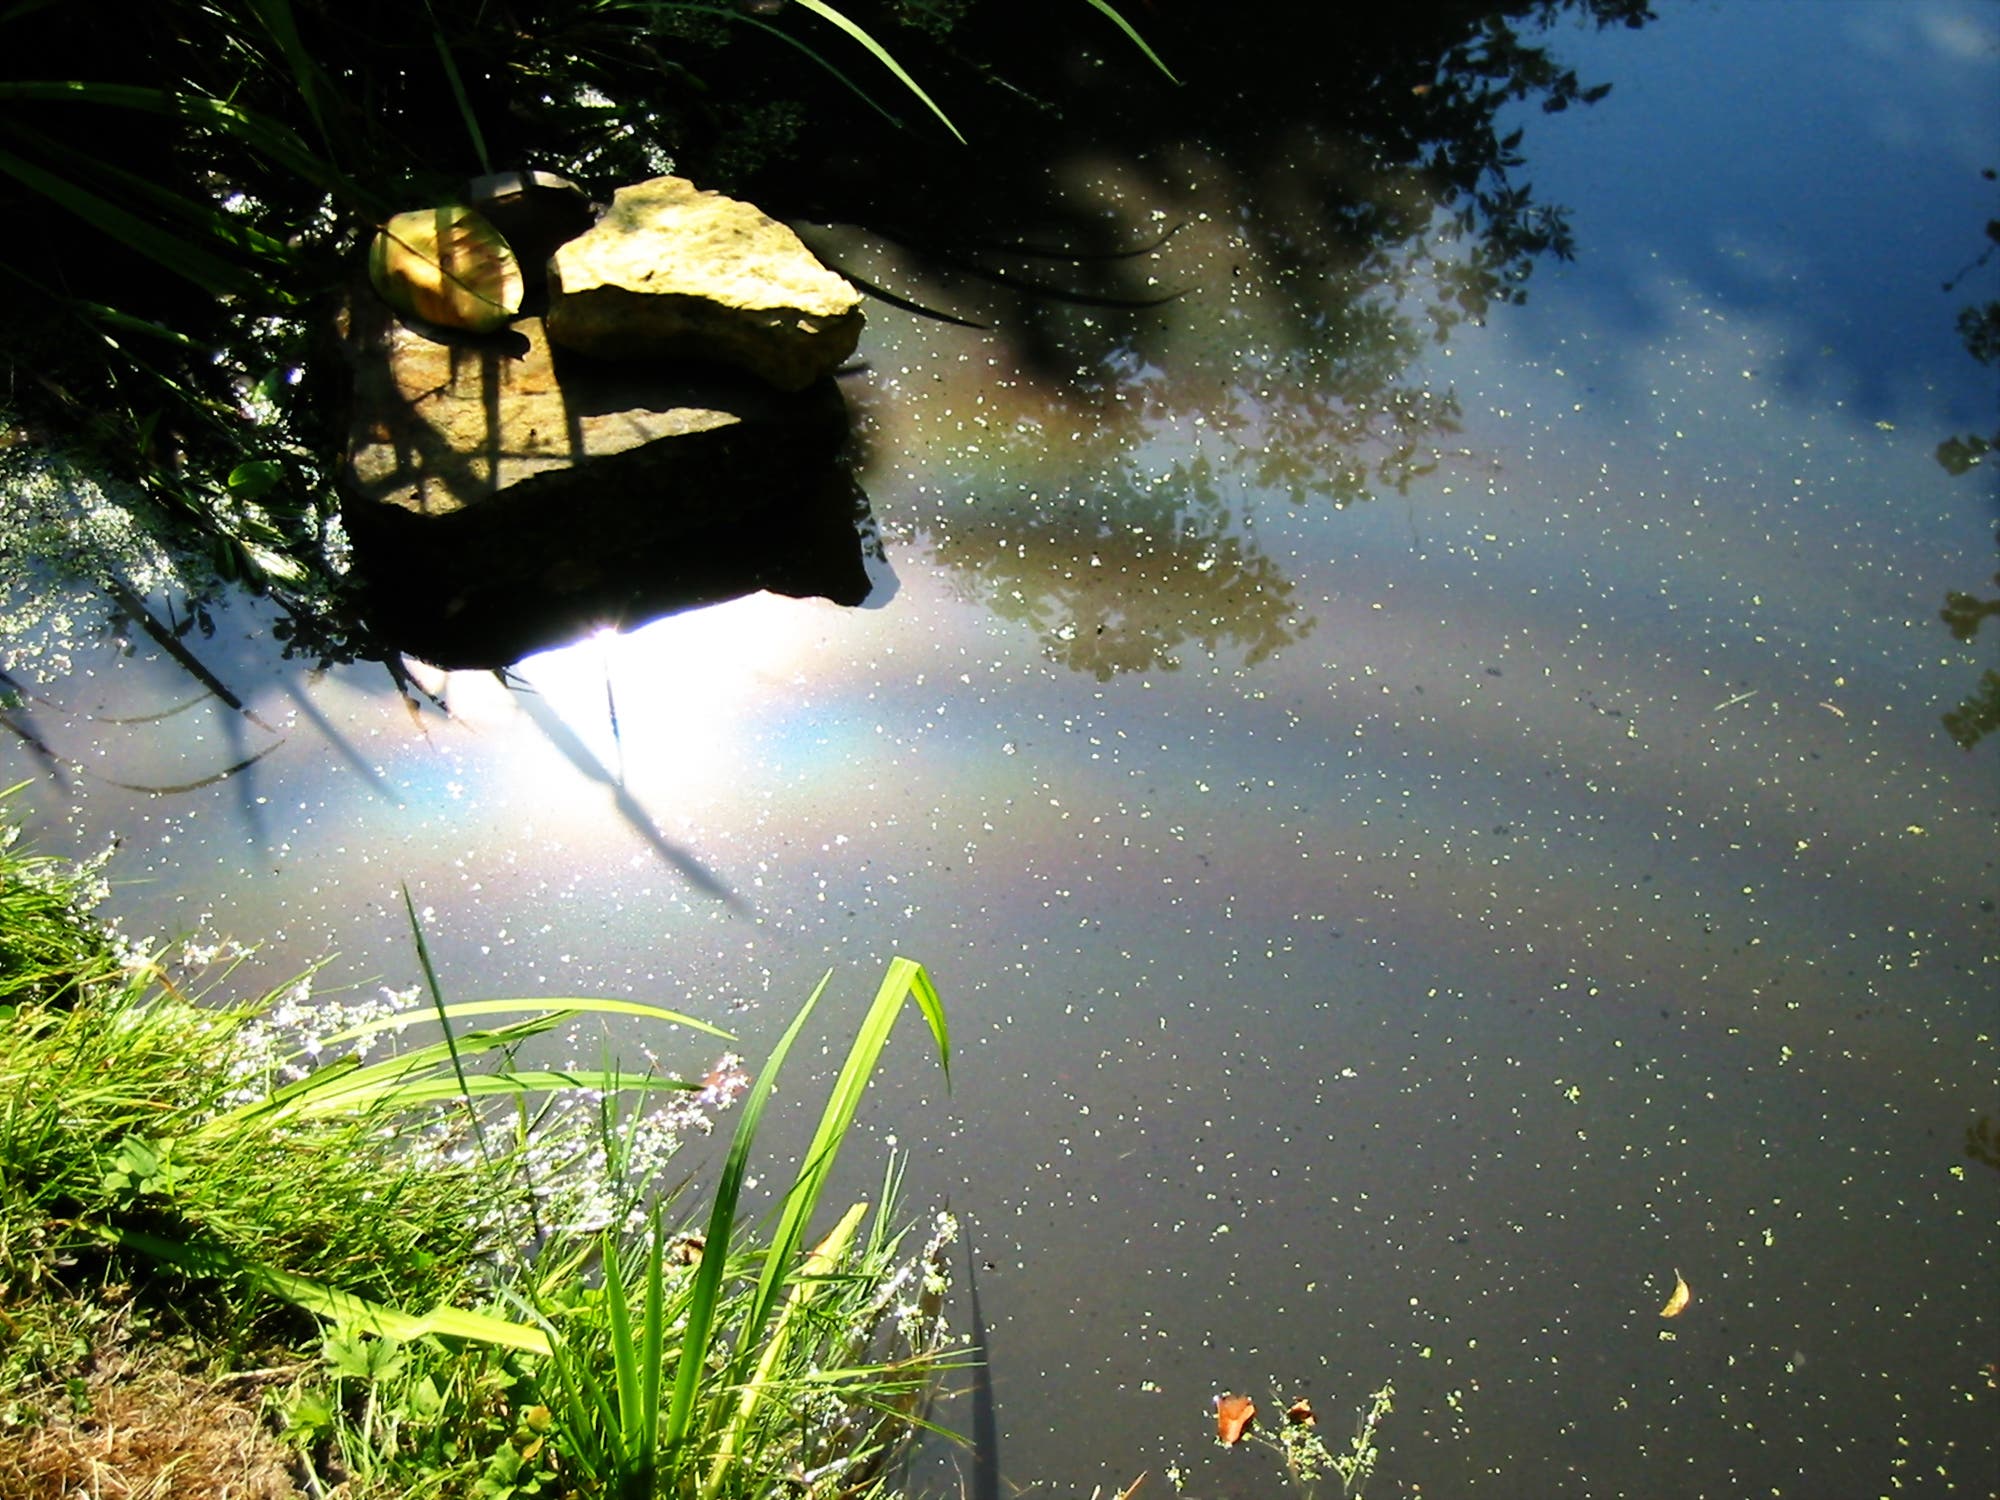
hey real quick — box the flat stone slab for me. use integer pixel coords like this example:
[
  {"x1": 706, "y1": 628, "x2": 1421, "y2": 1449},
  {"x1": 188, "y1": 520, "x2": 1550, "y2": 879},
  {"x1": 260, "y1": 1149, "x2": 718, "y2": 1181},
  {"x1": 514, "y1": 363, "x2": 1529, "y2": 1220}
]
[
  {"x1": 545, "y1": 175, "x2": 864, "y2": 390},
  {"x1": 342, "y1": 300, "x2": 846, "y2": 517},
  {"x1": 335, "y1": 293, "x2": 864, "y2": 666}
]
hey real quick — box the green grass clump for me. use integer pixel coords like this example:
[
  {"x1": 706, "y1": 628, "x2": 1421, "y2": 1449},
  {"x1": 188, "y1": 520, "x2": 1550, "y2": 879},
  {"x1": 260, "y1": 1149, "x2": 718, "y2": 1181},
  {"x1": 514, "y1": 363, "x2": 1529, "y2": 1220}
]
[
  {"x1": 0, "y1": 818, "x2": 960, "y2": 1498},
  {"x1": 0, "y1": 818, "x2": 121, "y2": 1010}
]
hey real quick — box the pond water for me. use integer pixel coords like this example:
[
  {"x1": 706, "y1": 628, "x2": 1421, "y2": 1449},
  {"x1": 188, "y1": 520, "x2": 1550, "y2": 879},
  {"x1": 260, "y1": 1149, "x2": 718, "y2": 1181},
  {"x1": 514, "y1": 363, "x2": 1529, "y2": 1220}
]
[{"x1": 4, "y1": 2, "x2": 1997, "y2": 1496}]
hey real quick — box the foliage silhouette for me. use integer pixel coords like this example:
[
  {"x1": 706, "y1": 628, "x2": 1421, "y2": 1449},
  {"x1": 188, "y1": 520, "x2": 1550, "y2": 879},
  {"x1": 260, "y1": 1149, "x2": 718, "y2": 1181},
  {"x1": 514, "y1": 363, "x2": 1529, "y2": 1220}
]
[
  {"x1": 0, "y1": 0, "x2": 1647, "y2": 675},
  {"x1": 1936, "y1": 180, "x2": 1999, "y2": 750},
  {"x1": 860, "y1": 0, "x2": 1647, "y2": 678}
]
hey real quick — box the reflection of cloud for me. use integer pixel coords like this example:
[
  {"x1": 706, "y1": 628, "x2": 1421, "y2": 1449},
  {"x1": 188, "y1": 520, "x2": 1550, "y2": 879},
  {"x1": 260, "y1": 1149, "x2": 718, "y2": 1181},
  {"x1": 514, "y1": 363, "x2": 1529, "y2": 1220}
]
[{"x1": 1915, "y1": 3, "x2": 2000, "y2": 64}]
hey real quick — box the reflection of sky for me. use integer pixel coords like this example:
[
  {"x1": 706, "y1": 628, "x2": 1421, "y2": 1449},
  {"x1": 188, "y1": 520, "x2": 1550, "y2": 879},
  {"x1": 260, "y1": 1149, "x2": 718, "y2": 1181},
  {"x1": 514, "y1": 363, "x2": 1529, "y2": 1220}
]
[
  {"x1": 3, "y1": 4, "x2": 1998, "y2": 1496},
  {"x1": 1507, "y1": 0, "x2": 1999, "y2": 430}
]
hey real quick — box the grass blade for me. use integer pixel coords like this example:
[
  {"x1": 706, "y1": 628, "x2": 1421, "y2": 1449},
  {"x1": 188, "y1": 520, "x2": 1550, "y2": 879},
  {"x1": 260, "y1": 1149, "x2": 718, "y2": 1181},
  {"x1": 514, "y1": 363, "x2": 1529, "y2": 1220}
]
[
  {"x1": 95, "y1": 1223, "x2": 551, "y2": 1353},
  {"x1": 193, "y1": 1016, "x2": 563, "y2": 1134},
  {"x1": 423, "y1": 0, "x2": 492, "y2": 174},
  {"x1": 10, "y1": 119, "x2": 298, "y2": 265},
  {"x1": 661, "y1": 968, "x2": 834, "y2": 1456},
  {"x1": 790, "y1": 0, "x2": 965, "y2": 143},
  {"x1": 703, "y1": 1198, "x2": 869, "y2": 1499},
  {"x1": 403, "y1": 882, "x2": 491, "y2": 1172},
  {"x1": 246, "y1": 0, "x2": 337, "y2": 152},
  {"x1": 1080, "y1": 0, "x2": 1180, "y2": 83},
  {"x1": 0, "y1": 143, "x2": 264, "y2": 298},
  {"x1": 633, "y1": 1212, "x2": 668, "y2": 1482},
  {"x1": 319, "y1": 995, "x2": 736, "y2": 1050},
  {"x1": 600, "y1": 1224, "x2": 647, "y2": 1481},
  {"x1": 305, "y1": 1071, "x2": 704, "y2": 1109},
  {"x1": 686, "y1": 4, "x2": 907, "y2": 131},
  {"x1": 0, "y1": 80, "x2": 383, "y2": 213},
  {"x1": 737, "y1": 957, "x2": 947, "y2": 1367},
  {"x1": 72, "y1": 300, "x2": 207, "y2": 347}
]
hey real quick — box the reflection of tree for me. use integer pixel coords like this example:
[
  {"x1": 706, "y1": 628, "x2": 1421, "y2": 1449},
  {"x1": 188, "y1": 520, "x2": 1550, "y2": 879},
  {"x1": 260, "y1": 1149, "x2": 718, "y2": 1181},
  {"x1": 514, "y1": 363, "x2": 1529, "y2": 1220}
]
[
  {"x1": 1970, "y1": 1114, "x2": 2000, "y2": 1175},
  {"x1": 1941, "y1": 568, "x2": 2000, "y2": 753},
  {"x1": 751, "y1": 1, "x2": 1645, "y2": 363},
  {"x1": 1936, "y1": 185, "x2": 1999, "y2": 750},
  {"x1": 0, "y1": 0, "x2": 1644, "y2": 676},
  {"x1": 1183, "y1": 333, "x2": 1468, "y2": 512},
  {"x1": 922, "y1": 441, "x2": 1315, "y2": 681},
  {"x1": 845, "y1": 2, "x2": 1642, "y2": 677},
  {"x1": 0, "y1": 0, "x2": 1097, "y2": 669}
]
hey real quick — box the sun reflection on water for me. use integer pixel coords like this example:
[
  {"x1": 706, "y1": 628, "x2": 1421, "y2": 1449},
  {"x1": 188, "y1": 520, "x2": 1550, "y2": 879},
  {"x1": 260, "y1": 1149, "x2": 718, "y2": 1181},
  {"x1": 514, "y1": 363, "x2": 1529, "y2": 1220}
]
[{"x1": 429, "y1": 593, "x2": 844, "y2": 804}]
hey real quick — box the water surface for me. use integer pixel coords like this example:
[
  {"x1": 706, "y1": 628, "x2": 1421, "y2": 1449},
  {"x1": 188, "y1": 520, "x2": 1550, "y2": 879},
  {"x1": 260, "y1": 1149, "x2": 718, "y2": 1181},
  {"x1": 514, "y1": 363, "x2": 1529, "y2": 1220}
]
[{"x1": 3, "y1": 3, "x2": 1996, "y2": 1496}]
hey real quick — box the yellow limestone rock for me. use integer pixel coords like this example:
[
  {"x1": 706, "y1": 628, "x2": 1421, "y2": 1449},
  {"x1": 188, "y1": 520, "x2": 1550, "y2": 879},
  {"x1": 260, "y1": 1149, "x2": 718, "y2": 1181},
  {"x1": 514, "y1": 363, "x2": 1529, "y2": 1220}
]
[{"x1": 546, "y1": 176, "x2": 863, "y2": 390}]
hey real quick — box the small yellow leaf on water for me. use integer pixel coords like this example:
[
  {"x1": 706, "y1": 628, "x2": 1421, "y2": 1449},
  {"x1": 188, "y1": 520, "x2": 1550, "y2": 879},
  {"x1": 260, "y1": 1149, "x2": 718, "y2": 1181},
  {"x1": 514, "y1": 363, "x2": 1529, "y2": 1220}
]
[{"x1": 1660, "y1": 1269, "x2": 1691, "y2": 1319}]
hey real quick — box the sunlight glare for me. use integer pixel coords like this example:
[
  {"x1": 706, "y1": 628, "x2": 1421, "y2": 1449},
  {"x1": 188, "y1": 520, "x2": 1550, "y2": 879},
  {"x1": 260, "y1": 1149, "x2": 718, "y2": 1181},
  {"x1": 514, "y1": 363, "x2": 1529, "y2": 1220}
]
[{"x1": 445, "y1": 593, "x2": 835, "y2": 802}]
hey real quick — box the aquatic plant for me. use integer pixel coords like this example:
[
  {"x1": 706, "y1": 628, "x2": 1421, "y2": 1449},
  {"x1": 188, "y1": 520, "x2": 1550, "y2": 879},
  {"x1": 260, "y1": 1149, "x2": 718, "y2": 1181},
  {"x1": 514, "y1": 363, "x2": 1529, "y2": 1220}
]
[
  {"x1": 470, "y1": 955, "x2": 953, "y2": 1500},
  {"x1": 1193, "y1": 1380, "x2": 1394, "y2": 1499}
]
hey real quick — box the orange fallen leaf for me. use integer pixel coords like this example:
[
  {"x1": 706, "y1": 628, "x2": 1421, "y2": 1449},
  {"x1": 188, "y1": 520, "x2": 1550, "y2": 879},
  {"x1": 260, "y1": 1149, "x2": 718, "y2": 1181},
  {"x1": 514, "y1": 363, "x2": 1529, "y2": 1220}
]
[
  {"x1": 1660, "y1": 1269, "x2": 1691, "y2": 1318},
  {"x1": 1215, "y1": 1393, "x2": 1256, "y2": 1445},
  {"x1": 1286, "y1": 1397, "x2": 1317, "y2": 1428}
]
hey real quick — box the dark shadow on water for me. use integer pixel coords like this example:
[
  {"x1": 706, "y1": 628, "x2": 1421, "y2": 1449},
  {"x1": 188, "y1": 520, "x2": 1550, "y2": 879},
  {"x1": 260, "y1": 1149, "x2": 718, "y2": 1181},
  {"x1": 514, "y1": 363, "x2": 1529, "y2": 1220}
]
[
  {"x1": 220, "y1": 708, "x2": 266, "y2": 850},
  {"x1": 0, "y1": 669, "x2": 68, "y2": 791},
  {"x1": 90, "y1": 581, "x2": 288, "y2": 836},
  {"x1": 277, "y1": 676, "x2": 404, "y2": 807},
  {"x1": 102, "y1": 577, "x2": 276, "y2": 736},
  {"x1": 962, "y1": 1248, "x2": 1002, "y2": 1500},
  {"x1": 350, "y1": 463, "x2": 879, "y2": 672},
  {"x1": 509, "y1": 683, "x2": 751, "y2": 916},
  {"x1": 97, "y1": 744, "x2": 283, "y2": 798},
  {"x1": 337, "y1": 298, "x2": 881, "y2": 671}
]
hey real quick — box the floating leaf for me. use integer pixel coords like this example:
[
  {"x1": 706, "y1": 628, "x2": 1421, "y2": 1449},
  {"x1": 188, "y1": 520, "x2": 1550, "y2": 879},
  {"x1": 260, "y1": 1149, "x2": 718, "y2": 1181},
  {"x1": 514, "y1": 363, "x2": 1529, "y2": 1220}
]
[
  {"x1": 1215, "y1": 1392, "x2": 1255, "y2": 1446},
  {"x1": 369, "y1": 204, "x2": 522, "y2": 333},
  {"x1": 1286, "y1": 1396, "x2": 1317, "y2": 1428},
  {"x1": 1660, "y1": 1268, "x2": 1691, "y2": 1318}
]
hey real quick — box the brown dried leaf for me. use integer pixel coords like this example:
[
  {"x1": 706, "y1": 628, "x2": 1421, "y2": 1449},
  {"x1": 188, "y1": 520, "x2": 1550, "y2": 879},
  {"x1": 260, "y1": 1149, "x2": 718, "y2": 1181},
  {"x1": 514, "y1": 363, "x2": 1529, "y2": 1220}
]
[{"x1": 1215, "y1": 1393, "x2": 1256, "y2": 1446}]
